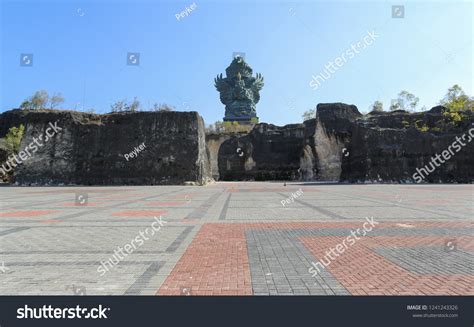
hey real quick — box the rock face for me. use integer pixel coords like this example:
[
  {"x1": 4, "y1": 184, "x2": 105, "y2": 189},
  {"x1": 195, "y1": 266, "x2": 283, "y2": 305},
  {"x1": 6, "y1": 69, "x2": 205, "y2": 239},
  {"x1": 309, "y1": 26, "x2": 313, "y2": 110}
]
[
  {"x1": 0, "y1": 140, "x2": 8, "y2": 182},
  {"x1": 340, "y1": 107, "x2": 474, "y2": 183},
  {"x1": 208, "y1": 103, "x2": 473, "y2": 183},
  {"x1": 1, "y1": 102, "x2": 472, "y2": 185},
  {"x1": 215, "y1": 121, "x2": 317, "y2": 181},
  {"x1": 0, "y1": 109, "x2": 211, "y2": 185},
  {"x1": 206, "y1": 133, "x2": 232, "y2": 180},
  {"x1": 313, "y1": 103, "x2": 361, "y2": 181},
  {"x1": 209, "y1": 103, "x2": 362, "y2": 182}
]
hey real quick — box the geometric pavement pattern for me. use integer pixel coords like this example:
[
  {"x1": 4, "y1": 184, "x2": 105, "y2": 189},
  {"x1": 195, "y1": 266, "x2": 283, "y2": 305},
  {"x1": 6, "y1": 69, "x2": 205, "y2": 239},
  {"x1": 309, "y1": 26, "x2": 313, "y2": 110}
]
[
  {"x1": 157, "y1": 222, "x2": 474, "y2": 295},
  {"x1": 0, "y1": 182, "x2": 472, "y2": 295}
]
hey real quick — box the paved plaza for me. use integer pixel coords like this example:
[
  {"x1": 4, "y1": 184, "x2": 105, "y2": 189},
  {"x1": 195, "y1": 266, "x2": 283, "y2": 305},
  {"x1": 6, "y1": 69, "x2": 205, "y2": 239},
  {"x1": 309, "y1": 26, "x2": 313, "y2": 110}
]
[{"x1": 0, "y1": 182, "x2": 472, "y2": 295}]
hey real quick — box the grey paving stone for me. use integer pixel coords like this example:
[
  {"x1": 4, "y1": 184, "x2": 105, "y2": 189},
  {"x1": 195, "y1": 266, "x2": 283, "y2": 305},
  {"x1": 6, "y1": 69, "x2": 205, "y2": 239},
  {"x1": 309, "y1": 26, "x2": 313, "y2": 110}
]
[
  {"x1": 374, "y1": 247, "x2": 474, "y2": 275},
  {"x1": 0, "y1": 183, "x2": 472, "y2": 295}
]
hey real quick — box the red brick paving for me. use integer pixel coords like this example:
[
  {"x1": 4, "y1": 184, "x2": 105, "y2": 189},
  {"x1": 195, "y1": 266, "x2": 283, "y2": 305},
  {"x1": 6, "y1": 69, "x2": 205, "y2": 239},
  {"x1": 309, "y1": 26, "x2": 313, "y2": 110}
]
[
  {"x1": 111, "y1": 210, "x2": 167, "y2": 217},
  {"x1": 158, "y1": 221, "x2": 473, "y2": 296},
  {"x1": 0, "y1": 210, "x2": 60, "y2": 217},
  {"x1": 157, "y1": 224, "x2": 252, "y2": 296},
  {"x1": 146, "y1": 201, "x2": 185, "y2": 206},
  {"x1": 301, "y1": 235, "x2": 474, "y2": 295}
]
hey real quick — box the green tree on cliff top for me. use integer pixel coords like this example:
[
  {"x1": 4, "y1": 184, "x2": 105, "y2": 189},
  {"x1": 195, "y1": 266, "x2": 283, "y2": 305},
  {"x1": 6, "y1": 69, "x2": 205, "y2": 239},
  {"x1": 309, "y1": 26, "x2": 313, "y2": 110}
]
[
  {"x1": 439, "y1": 85, "x2": 474, "y2": 122},
  {"x1": 302, "y1": 108, "x2": 316, "y2": 122},
  {"x1": 370, "y1": 101, "x2": 384, "y2": 112},
  {"x1": 390, "y1": 91, "x2": 419, "y2": 112},
  {"x1": 20, "y1": 90, "x2": 64, "y2": 110}
]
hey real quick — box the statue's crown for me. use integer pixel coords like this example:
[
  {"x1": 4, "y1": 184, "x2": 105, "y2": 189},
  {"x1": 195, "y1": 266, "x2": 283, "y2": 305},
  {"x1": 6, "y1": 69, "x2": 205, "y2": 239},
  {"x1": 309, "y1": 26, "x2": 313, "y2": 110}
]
[{"x1": 225, "y1": 57, "x2": 253, "y2": 79}]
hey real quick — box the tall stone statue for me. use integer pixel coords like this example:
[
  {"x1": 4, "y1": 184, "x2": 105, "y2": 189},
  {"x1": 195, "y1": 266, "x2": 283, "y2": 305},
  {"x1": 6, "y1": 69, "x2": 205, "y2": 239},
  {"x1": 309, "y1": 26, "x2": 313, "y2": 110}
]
[{"x1": 214, "y1": 56, "x2": 264, "y2": 123}]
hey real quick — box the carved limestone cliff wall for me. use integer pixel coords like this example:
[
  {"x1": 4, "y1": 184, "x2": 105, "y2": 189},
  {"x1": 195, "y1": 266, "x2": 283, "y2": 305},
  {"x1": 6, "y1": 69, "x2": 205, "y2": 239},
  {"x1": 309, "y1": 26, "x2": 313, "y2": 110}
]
[
  {"x1": 2, "y1": 103, "x2": 472, "y2": 185},
  {"x1": 213, "y1": 122, "x2": 317, "y2": 181},
  {"x1": 314, "y1": 103, "x2": 361, "y2": 181},
  {"x1": 206, "y1": 133, "x2": 232, "y2": 181},
  {"x1": 0, "y1": 109, "x2": 211, "y2": 185},
  {"x1": 341, "y1": 107, "x2": 474, "y2": 183}
]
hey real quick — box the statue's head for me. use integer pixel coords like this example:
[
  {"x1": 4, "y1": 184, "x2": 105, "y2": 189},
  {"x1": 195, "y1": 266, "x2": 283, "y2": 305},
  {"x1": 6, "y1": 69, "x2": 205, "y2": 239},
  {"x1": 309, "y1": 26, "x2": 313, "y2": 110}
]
[{"x1": 226, "y1": 57, "x2": 252, "y2": 79}]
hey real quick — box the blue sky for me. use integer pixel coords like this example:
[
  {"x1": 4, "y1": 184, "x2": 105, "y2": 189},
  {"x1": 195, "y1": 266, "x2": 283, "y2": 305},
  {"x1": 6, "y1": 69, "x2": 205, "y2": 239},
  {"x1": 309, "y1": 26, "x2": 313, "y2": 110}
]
[{"x1": 1, "y1": 0, "x2": 472, "y2": 125}]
